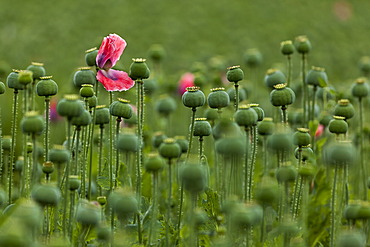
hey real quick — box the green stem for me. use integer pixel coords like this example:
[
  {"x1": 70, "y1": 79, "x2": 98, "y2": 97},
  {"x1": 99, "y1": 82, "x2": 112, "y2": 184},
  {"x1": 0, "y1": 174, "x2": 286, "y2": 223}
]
[
  {"x1": 68, "y1": 190, "x2": 76, "y2": 240},
  {"x1": 186, "y1": 107, "x2": 197, "y2": 161},
  {"x1": 98, "y1": 125, "x2": 104, "y2": 196},
  {"x1": 287, "y1": 55, "x2": 292, "y2": 87},
  {"x1": 244, "y1": 128, "x2": 250, "y2": 201},
  {"x1": 330, "y1": 165, "x2": 339, "y2": 247},
  {"x1": 199, "y1": 136, "x2": 203, "y2": 161},
  {"x1": 301, "y1": 53, "x2": 307, "y2": 127},
  {"x1": 63, "y1": 119, "x2": 72, "y2": 236},
  {"x1": 109, "y1": 92, "x2": 114, "y2": 191},
  {"x1": 234, "y1": 82, "x2": 239, "y2": 111},
  {"x1": 292, "y1": 149, "x2": 302, "y2": 219},
  {"x1": 114, "y1": 118, "x2": 122, "y2": 189},
  {"x1": 248, "y1": 125, "x2": 258, "y2": 201},
  {"x1": 149, "y1": 171, "x2": 158, "y2": 246},
  {"x1": 311, "y1": 86, "x2": 317, "y2": 150},
  {"x1": 359, "y1": 97, "x2": 367, "y2": 200},
  {"x1": 9, "y1": 89, "x2": 19, "y2": 204},
  {"x1": 45, "y1": 97, "x2": 50, "y2": 162},
  {"x1": 81, "y1": 126, "x2": 88, "y2": 198},
  {"x1": 166, "y1": 159, "x2": 172, "y2": 247},
  {"x1": 281, "y1": 106, "x2": 287, "y2": 125},
  {"x1": 88, "y1": 105, "x2": 96, "y2": 200}
]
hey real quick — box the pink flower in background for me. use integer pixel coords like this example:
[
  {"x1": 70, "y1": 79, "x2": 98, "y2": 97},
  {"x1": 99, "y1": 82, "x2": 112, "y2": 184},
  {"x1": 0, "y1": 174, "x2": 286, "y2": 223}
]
[
  {"x1": 178, "y1": 72, "x2": 195, "y2": 95},
  {"x1": 96, "y1": 34, "x2": 134, "y2": 91},
  {"x1": 315, "y1": 124, "x2": 325, "y2": 138},
  {"x1": 50, "y1": 99, "x2": 62, "y2": 123},
  {"x1": 333, "y1": 1, "x2": 352, "y2": 21}
]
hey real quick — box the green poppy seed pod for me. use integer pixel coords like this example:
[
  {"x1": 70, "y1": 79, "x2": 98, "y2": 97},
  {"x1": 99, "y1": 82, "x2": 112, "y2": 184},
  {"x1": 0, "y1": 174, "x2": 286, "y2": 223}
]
[
  {"x1": 95, "y1": 105, "x2": 110, "y2": 125},
  {"x1": 359, "y1": 56, "x2": 370, "y2": 76},
  {"x1": 244, "y1": 48, "x2": 263, "y2": 68},
  {"x1": 328, "y1": 116, "x2": 348, "y2": 134},
  {"x1": 31, "y1": 184, "x2": 61, "y2": 207},
  {"x1": 298, "y1": 163, "x2": 315, "y2": 178},
  {"x1": 180, "y1": 163, "x2": 207, "y2": 194},
  {"x1": 234, "y1": 105, "x2": 258, "y2": 128},
  {"x1": 21, "y1": 111, "x2": 45, "y2": 135},
  {"x1": 144, "y1": 153, "x2": 165, "y2": 172},
  {"x1": 36, "y1": 76, "x2": 58, "y2": 97},
  {"x1": 226, "y1": 65, "x2": 244, "y2": 83},
  {"x1": 250, "y1": 103, "x2": 264, "y2": 121},
  {"x1": 71, "y1": 109, "x2": 92, "y2": 126},
  {"x1": 116, "y1": 133, "x2": 138, "y2": 152},
  {"x1": 159, "y1": 138, "x2": 181, "y2": 160},
  {"x1": 319, "y1": 114, "x2": 333, "y2": 127},
  {"x1": 18, "y1": 70, "x2": 33, "y2": 85},
  {"x1": 280, "y1": 40, "x2": 295, "y2": 55},
  {"x1": 229, "y1": 203, "x2": 263, "y2": 229},
  {"x1": 0, "y1": 81, "x2": 5, "y2": 94},
  {"x1": 208, "y1": 87, "x2": 230, "y2": 109},
  {"x1": 324, "y1": 141, "x2": 356, "y2": 166},
  {"x1": 305, "y1": 66, "x2": 328, "y2": 87},
  {"x1": 144, "y1": 79, "x2": 158, "y2": 95},
  {"x1": 26, "y1": 62, "x2": 45, "y2": 80},
  {"x1": 88, "y1": 95, "x2": 97, "y2": 108},
  {"x1": 68, "y1": 175, "x2": 81, "y2": 191},
  {"x1": 15, "y1": 157, "x2": 24, "y2": 172},
  {"x1": 148, "y1": 44, "x2": 166, "y2": 63},
  {"x1": 110, "y1": 98, "x2": 133, "y2": 119},
  {"x1": 295, "y1": 145, "x2": 314, "y2": 161},
  {"x1": 129, "y1": 58, "x2": 150, "y2": 80},
  {"x1": 6, "y1": 70, "x2": 24, "y2": 90},
  {"x1": 42, "y1": 161, "x2": 54, "y2": 175},
  {"x1": 270, "y1": 83, "x2": 296, "y2": 107},
  {"x1": 193, "y1": 73, "x2": 206, "y2": 88},
  {"x1": 8, "y1": 200, "x2": 43, "y2": 232},
  {"x1": 215, "y1": 136, "x2": 245, "y2": 157},
  {"x1": 57, "y1": 95, "x2": 84, "y2": 119},
  {"x1": 333, "y1": 99, "x2": 355, "y2": 120},
  {"x1": 156, "y1": 95, "x2": 177, "y2": 116},
  {"x1": 80, "y1": 84, "x2": 94, "y2": 98},
  {"x1": 97, "y1": 226, "x2": 112, "y2": 242},
  {"x1": 357, "y1": 202, "x2": 370, "y2": 219},
  {"x1": 152, "y1": 132, "x2": 167, "y2": 149},
  {"x1": 294, "y1": 35, "x2": 311, "y2": 54},
  {"x1": 351, "y1": 78, "x2": 369, "y2": 98},
  {"x1": 267, "y1": 128, "x2": 293, "y2": 153},
  {"x1": 212, "y1": 118, "x2": 242, "y2": 140},
  {"x1": 97, "y1": 196, "x2": 107, "y2": 206},
  {"x1": 343, "y1": 202, "x2": 361, "y2": 220},
  {"x1": 76, "y1": 200, "x2": 101, "y2": 226},
  {"x1": 175, "y1": 136, "x2": 189, "y2": 153},
  {"x1": 73, "y1": 67, "x2": 96, "y2": 87},
  {"x1": 204, "y1": 108, "x2": 219, "y2": 122},
  {"x1": 264, "y1": 69, "x2": 286, "y2": 89},
  {"x1": 276, "y1": 165, "x2": 297, "y2": 183},
  {"x1": 336, "y1": 230, "x2": 366, "y2": 247},
  {"x1": 193, "y1": 118, "x2": 212, "y2": 137},
  {"x1": 227, "y1": 86, "x2": 247, "y2": 103},
  {"x1": 114, "y1": 193, "x2": 138, "y2": 219},
  {"x1": 85, "y1": 47, "x2": 98, "y2": 67},
  {"x1": 255, "y1": 178, "x2": 279, "y2": 205},
  {"x1": 48, "y1": 145, "x2": 71, "y2": 165},
  {"x1": 2, "y1": 136, "x2": 11, "y2": 151},
  {"x1": 293, "y1": 128, "x2": 311, "y2": 147},
  {"x1": 182, "y1": 86, "x2": 206, "y2": 108},
  {"x1": 258, "y1": 118, "x2": 275, "y2": 136}
]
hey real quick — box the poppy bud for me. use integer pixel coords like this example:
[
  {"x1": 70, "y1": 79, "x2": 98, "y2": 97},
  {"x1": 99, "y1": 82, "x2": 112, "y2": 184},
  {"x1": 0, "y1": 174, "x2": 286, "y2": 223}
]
[
  {"x1": 18, "y1": 70, "x2": 33, "y2": 85},
  {"x1": 144, "y1": 153, "x2": 165, "y2": 172},
  {"x1": 129, "y1": 58, "x2": 150, "y2": 80},
  {"x1": 208, "y1": 87, "x2": 230, "y2": 109},
  {"x1": 280, "y1": 40, "x2": 295, "y2": 56},
  {"x1": 182, "y1": 86, "x2": 206, "y2": 108},
  {"x1": 95, "y1": 105, "x2": 110, "y2": 125},
  {"x1": 116, "y1": 133, "x2": 138, "y2": 152},
  {"x1": 295, "y1": 35, "x2": 311, "y2": 54},
  {"x1": 270, "y1": 83, "x2": 295, "y2": 107},
  {"x1": 264, "y1": 69, "x2": 286, "y2": 89},
  {"x1": 73, "y1": 67, "x2": 96, "y2": 87},
  {"x1": 293, "y1": 128, "x2": 311, "y2": 147},
  {"x1": 57, "y1": 94, "x2": 84, "y2": 119},
  {"x1": 351, "y1": 78, "x2": 369, "y2": 98},
  {"x1": 226, "y1": 65, "x2": 244, "y2": 83},
  {"x1": 328, "y1": 116, "x2": 348, "y2": 135},
  {"x1": 21, "y1": 111, "x2": 45, "y2": 135},
  {"x1": 159, "y1": 138, "x2": 181, "y2": 160},
  {"x1": 36, "y1": 76, "x2": 58, "y2": 97},
  {"x1": 258, "y1": 118, "x2": 275, "y2": 136},
  {"x1": 193, "y1": 118, "x2": 212, "y2": 137},
  {"x1": 80, "y1": 84, "x2": 94, "y2": 98},
  {"x1": 234, "y1": 104, "x2": 258, "y2": 128},
  {"x1": 110, "y1": 98, "x2": 133, "y2": 119},
  {"x1": 85, "y1": 47, "x2": 98, "y2": 67},
  {"x1": 71, "y1": 109, "x2": 92, "y2": 127},
  {"x1": 26, "y1": 62, "x2": 46, "y2": 80},
  {"x1": 32, "y1": 184, "x2": 61, "y2": 207},
  {"x1": 156, "y1": 95, "x2": 177, "y2": 116}
]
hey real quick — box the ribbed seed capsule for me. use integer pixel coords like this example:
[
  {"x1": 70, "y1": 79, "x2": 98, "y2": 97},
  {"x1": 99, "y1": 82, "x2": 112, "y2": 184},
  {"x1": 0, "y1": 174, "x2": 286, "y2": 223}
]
[
  {"x1": 333, "y1": 99, "x2": 355, "y2": 120},
  {"x1": 80, "y1": 84, "x2": 94, "y2": 98},
  {"x1": 18, "y1": 70, "x2": 33, "y2": 85},
  {"x1": 180, "y1": 164, "x2": 207, "y2": 194},
  {"x1": 109, "y1": 192, "x2": 138, "y2": 219},
  {"x1": 2, "y1": 136, "x2": 11, "y2": 151},
  {"x1": 204, "y1": 108, "x2": 218, "y2": 122},
  {"x1": 152, "y1": 132, "x2": 167, "y2": 149},
  {"x1": 73, "y1": 67, "x2": 96, "y2": 87},
  {"x1": 264, "y1": 69, "x2": 286, "y2": 89},
  {"x1": 110, "y1": 98, "x2": 133, "y2": 119},
  {"x1": 116, "y1": 133, "x2": 138, "y2": 152},
  {"x1": 293, "y1": 128, "x2": 311, "y2": 147},
  {"x1": 129, "y1": 58, "x2": 150, "y2": 80},
  {"x1": 255, "y1": 178, "x2": 279, "y2": 205},
  {"x1": 294, "y1": 35, "x2": 311, "y2": 54},
  {"x1": 76, "y1": 200, "x2": 101, "y2": 226},
  {"x1": 182, "y1": 86, "x2": 206, "y2": 108},
  {"x1": 159, "y1": 138, "x2": 181, "y2": 160},
  {"x1": 26, "y1": 62, "x2": 46, "y2": 80},
  {"x1": 57, "y1": 95, "x2": 84, "y2": 119},
  {"x1": 85, "y1": 47, "x2": 98, "y2": 67},
  {"x1": 71, "y1": 109, "x2": 92, "y2": 127},
  {"x1": 215, "y1": 136, "x2": 245, "y2": 157},
  {"x1": 0, "y1": 81, "x2": 5, "y2": 94},
  {"x1": 208, "y1": 87, "x2": 230, "y2": 109},
  {"x1": 280, "y1": 40, "x2": 295, "y2": 55},
  {"x1": 276, "y1": 164, "x2": 297, "y2": 183},
  {"x1": 267, "y1": 129, "x2": 293, "y2": 153},
  {"x1": 295, "y1": 145, "x2": 314, "y2": 161},
  {"x1": 68, "y1": 176, "x2": 81, "y2": 191},
  {"x1": 48, "y1": 145, "x2": 71, "y2": 164},
  {"x1": 226, "y1": 65, "x2": 244, "y2": 83},
  {"x1": 175, "y1": 136, "x2": 189, "y2": 153},
  {"x1": 148, "y1": 44, "x2": 165, "y2": 63},
  {"x1": 244, "y1": 49, "x2": 263, "y2": 68},
  {"x1": 31, "y1": 184, "x2": 61, "y2": 207},
  {"x1": 328, "y1": 116, "x2": 348, "y2": 134},
  {"x1": 258, "y1": 118, "x2": 275, "y2": 136},
  {"x1": 336, "y1": 230, "x2": 366, "y2": 247},
  {"x1": 351, "y1": 78, "x2": 369, "y2": 98},
  {"x1": 155, "y1": 95, "x2": 177, "y2": 116},
  {"x1": 229, "y1": 203, "x2": 263, "y2": 229},
  {"x1": 324, "y1": 141, "x2": 356, "y2": 166},
  {"x1": 270, "y1": 83, "x2": 295, "y2": 107},
  {"x1": 36, "y1": 76, "x2": 58, "y2": 97},
  {"x1": 7, "y1": 70, "x2": 24, "y2": 90},
  {"x1": 144, "y1": 153, "x2": 165, "y2": 172},
  {"x1": 21, "y1": 111, "x2": 45, "y2": 135},
  {"x1": 306, "y1": 66, "x2": 328, "y2": 87},
  {"x1": 95, "y1": 105, "x2": 110, "y2": 125},
  {"x1": 212, "y1": 118, "x2": 242, "y2": 140},
  {"x1": 42, "y1": 161, "x2": 54, "y2": 175},
  {"x1": 193, "y1": 118, "x2": 212, "y2": 137},
  {"x1": 250, "y1": 103, "x2": 264, "y2": 121},
  {"x1": 234, "y1": 105, "x2": 258, "y2": 128}
]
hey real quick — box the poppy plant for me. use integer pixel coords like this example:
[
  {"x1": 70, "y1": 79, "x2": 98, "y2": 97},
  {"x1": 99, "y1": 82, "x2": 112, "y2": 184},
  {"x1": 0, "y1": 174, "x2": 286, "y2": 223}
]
[{"x1": 96, "y1": 34, "x2": 135, "y2": 91}]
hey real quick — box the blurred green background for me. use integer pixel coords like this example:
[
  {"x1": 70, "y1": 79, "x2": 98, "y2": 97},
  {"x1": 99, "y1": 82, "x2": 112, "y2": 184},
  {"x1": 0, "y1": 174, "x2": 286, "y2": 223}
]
[{"x1": 1, "y1": 0, "x2": 370, "y2": 86}]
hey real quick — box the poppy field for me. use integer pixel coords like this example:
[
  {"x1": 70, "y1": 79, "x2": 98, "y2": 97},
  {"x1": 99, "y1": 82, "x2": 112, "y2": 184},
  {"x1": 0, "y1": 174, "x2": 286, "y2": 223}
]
[{"x1": 1, "y1": 1, "x2": 370, "y2": 247}]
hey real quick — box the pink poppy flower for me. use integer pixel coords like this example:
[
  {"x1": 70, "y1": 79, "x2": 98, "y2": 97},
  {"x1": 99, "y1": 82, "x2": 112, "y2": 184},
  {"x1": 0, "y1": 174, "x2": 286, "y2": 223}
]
[
  {"x1": 178, "y1": 72, "x2": 195, "y2": 95},
  {"x1": 315, "y1": 124, "x2": 325, "y2": 138},
  {"x1": 96, "y1": 34, "x2": 134, "y2": 92}
]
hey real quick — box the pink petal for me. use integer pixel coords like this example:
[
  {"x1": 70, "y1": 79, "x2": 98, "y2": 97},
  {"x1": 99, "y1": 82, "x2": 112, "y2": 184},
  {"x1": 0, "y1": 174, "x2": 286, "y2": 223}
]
[
  {"x1": 178, "y1": 73, "x2": 195, "y2": 95},
  {"x1": 96, "y1": 69, "x2": 135, "y2": 92},
  {"x1": 96, "y1": 34, "x2": 127, "y2": 69}
]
